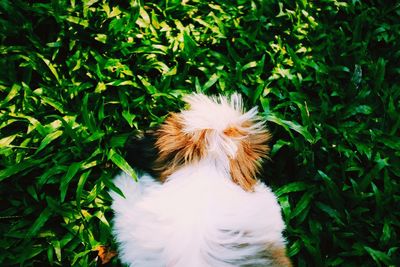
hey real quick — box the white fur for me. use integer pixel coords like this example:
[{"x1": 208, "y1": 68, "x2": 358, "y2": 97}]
[{"x1": 111, "y1": 94, "x2": 286, "y2": 266}]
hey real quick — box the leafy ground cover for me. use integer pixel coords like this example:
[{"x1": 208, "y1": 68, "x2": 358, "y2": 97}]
[{"x1": 1, "y1": 0, "x2": 399, "y2": 266}]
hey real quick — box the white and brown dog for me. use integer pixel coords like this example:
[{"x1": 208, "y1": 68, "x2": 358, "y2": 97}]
[{"x1": 110, "y1": 93, "x2": 291, "y2": 267}]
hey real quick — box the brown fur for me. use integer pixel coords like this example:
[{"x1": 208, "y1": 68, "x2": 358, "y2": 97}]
[
  {"x1": 227, "y1": 125, "x2": 271, "y2": 191},
  {"x1": 268, "y1": 245, "x2": 292, "y2": 267},
  {"x1": 155, "y1": 113, "x2": 209, "y2": 181},
  {"x1": 155, "y1": 114, "x2": 271, "y2": 192}
]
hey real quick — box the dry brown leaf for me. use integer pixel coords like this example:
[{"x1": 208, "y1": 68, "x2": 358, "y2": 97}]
[{"x1": 95, "y1": 245, "x2": 117, "y2": 265}]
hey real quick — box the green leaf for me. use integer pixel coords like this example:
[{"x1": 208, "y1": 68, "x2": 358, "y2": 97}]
[
  {"x1": 84, "y1": 131, "x2": 105, "y2": 143},
  {"x1": 0, "y1": 134, "x2": 17, "y2": 147},
  {"x1": 373, "y1": 58, "x2": 386, "y2": 90},
  {"x1": 275, "y1": 182, "x2": 311, "y2": 197},
  {"x1": 139, "y1": 6, "x2": 150, "y2": 25},
  {"x1": 26, "y1": 207, "x2": 53, "y2": 237},
  {"x1": 82, "y1": 94, "x2": 97, "y2": 133},
  {"x1": 315, "y1": 202, "x2": 344, "y2": 226},
  {"x1": 36, "y1": 130, "x2": 63, "y2": 153},
  {"x1": 1, "y1": 83, "x2": 21, "y2": 106},
  {"x1": 287, "y1": 240, "x2": 301, "y2": 257},
  {"x1": 51, "y1": 239, "x2": 62, "y2": 262},
  {"x1": 108, "y1": 149, "x2": 137, "y2": 180},
  {"x1": 202, "y1": 73, "x2": 219, "y2": 92},
  {"x1": 71, "y1": 250, "x2": 92, "y2": 266},
  {"x1": 40, "y1": 96, "x2": 66, "y2": 113},
  {"x1": 290, "y1": 190, "x2": 315, "y2": 219},
  {"x1": 122, "y1": 110, "x2": 136, "y2": 127},
  {"x1": 60, "y1": 162, "x2": 81, "y2": 202},
  {"x1": 241, "y1": 61, "x2": 258, "y2": 71},
  {"x1": 317, "y1": 170, "x2": 342, "y2": 206},
  {"x1": 0, "y1": 158, "x2": 45, "y2": 181},
  {"x1": 66, "y1": 16, "x2": 89, "y2": 27},
  {"x1": 364, "y1": 246, "x2": 393, "y2": 265},
  {"x1": 265, "y1": 113, "x2": 315, "y2": 143},
  {"x1": 38, "y1": 55, "x2": 60, "y2": 82},
  {"x1": 103, "y1": 174, "x2": 125, "y2": 198},
  {"x1": 343, "y1": 105, "x2": 373, "y2": 119},
  {"x1": 76, "y1": 170, "x2": 91, "y2": 211},
  {"x1": 93, "y1": 210, "x2": 110, "y2": 227},
  {"x1": 183, "y1": 30, "x2": 198, "y2": 59},
  {"x1": 20, "y1": 246, "x2": 46, "y2": 265},
  {"x1": 271, "y1": 139, "x2": 291, "y2": 156}
]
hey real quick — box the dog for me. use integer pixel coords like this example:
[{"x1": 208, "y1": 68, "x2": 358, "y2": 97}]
[{"x1": 110, "y1": 93, "x2": 291, "y2": 267}]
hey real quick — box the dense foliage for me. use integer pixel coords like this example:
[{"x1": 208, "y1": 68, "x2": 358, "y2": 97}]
[{"x1": 1, "y1": 0, "x2": 399, "y2": 266}]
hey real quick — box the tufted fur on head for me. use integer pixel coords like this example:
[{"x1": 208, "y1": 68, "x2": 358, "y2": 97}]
[{"x1": 154, "y1": 93, "x2": 271, "y2": 191}]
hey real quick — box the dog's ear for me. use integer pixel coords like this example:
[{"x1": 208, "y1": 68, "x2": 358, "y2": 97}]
[
  {"x1": 224, "y1": 123, "x2": 271, "y2": 192},
  {"x1": 154, "y1": 113, "x2": 209, "y2": 181}
]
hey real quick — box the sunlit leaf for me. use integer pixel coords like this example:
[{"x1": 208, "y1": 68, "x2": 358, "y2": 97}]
[{"x1": 108, "y1": 149, "x2": 137, "y2": 180}]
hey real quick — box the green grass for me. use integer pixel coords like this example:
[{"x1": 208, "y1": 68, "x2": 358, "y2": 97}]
[{"x1": 1, "y1": 0, "x2": 399, "y2": 266}]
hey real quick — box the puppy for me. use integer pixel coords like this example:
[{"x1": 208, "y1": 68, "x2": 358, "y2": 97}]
[{"x1": 110, "y1": 93, "x2": 291, "y2": 267}]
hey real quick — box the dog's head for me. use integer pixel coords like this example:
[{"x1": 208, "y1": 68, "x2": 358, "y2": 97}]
[{"x1": 154, "y1": 93, "x2": 271, "y2": 191}]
